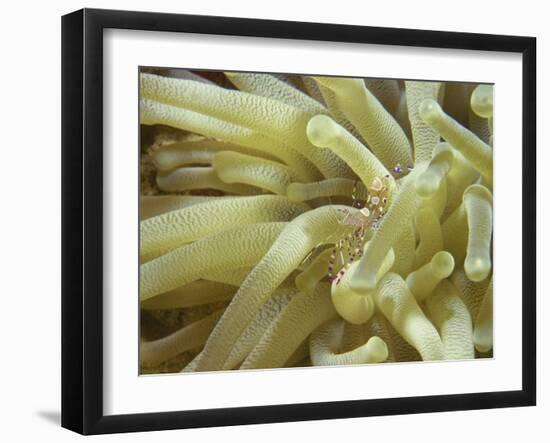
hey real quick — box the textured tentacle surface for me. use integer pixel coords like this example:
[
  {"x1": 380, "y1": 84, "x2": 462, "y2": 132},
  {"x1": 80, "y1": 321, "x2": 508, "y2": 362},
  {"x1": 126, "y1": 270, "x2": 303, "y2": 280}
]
[
  {"x1": 140, "y1": 97, "x2": 320, "y2": 182},
  {"x1": 419, "y1": 98, "x2": 492, "y2": 182},
  {"x1": 151, "y1": 139, "x2": 279, "y2": 170},
  {"x1": 240, "y1": 283, "x2": 337, "y2": 369},
  {"x1": 141, "y1": 73, "x2": 314, "y2": 139},
  {"x1": 374, "y1": 273, "x2": 444, "y2": 360},
  {"x1": 314, "y1": 77, "x2": 413, "y2": 170},
  {"x1": 226, "y1": 72, "x2": 328, "y2": 115},
  {"x1": 316, "y1": 82, "x2": 364, "y2": 142},
  {"x1": 451, "y1": 269, "x2": 491, "y2": 321},
  {"x1": 200, "y1": 267, "x2": 252, "y2": 287},
  {"x1": 351, "y1": 163, "x2": 427, "y2": 291},
  {"x1": 140, "y1": 196, "x2": 307, "y2": 261},
  {"x1": 213, "y1": 151, "x2": 296, "y2": 195},
  {"x1": 469, "y1": 111, "x2": 492, "y2": 145},
  {"x1": 406, "y1": 251, "x2": 455, "y2": 302},
  {"x1": 223, "y1": 285, "x2": 297, "y2": 370},
  {"x1": 307, "y1": 114, "x2": 394, "y2": 189},
  {"x1": 195, "y1": 206, "x2": 350, "y2": 371},
  {"x1": 386, "y1": 319, "x2": 422, "y2": 362},
  {"x1": 473, "y1": 277, "x2": 493, "y2": 352},
  {"x1": 331, "y1": 246, "x2": 394, "y2": 325},
  {"x1": 140, "y1": 222, "x2": 286, "y2": 301},
  {"x1": 365, "y1": 79, "x2": 401, "y2": 114},
  {"x1": 156, "y1": 166, "x2": 260, "y2": 195},
  {"x1": 426, "y1": 280, "x2": 474, "y2": 360},
  {"x1": 141, "y1": 74, "x2": 351, "y2": 179},
  {"x1": 140, "y1": 195, "x2": 228, "y2": 220},
  {"x1": 309, "y1": 319, "x2": 388, "y2": 366},
  {"x1": 414, "y1": 208, "x2": 443, "y2": 269},
  {"x1": 405, "y1": 80, "x2": 442, "y2": 163}
]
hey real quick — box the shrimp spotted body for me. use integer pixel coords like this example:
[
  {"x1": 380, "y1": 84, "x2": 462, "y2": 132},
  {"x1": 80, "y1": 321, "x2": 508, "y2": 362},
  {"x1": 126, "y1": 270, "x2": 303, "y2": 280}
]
[{"x1": 328, "y1": 176, "x2": 391, "y2": 284}]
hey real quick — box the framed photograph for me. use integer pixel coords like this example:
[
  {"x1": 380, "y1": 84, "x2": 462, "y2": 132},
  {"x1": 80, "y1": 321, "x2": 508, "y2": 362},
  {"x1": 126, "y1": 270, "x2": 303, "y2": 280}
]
[{"x1": 61, "y1": 8, "x2": 536, "y2": 435}]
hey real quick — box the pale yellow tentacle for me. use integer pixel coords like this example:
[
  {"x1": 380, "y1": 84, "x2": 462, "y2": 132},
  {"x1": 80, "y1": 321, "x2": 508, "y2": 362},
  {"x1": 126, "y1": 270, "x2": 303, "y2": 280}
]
[
  {"x1": 141, "y1": 74, "x2": 351, "y2": 179},
  {"x1": 152, "y1": 139, "x2": 279, "y2": 170},
  {"x1": 140, "y1": 196, "x2": 307, "y2": 261},
  {"x1": 463, "y1": 185, "x2": 493, "y2": 282},
  {"x1": 306, "y1": 114, "x2": 394, "y2": 189},
  {"x1": 389, "y1": 222, "x2": 416, "y2": 277},
  {"x1": 240, "y1": 283, "x2": 337, "y2": 369},
  {"x1": 156, "y1": 167, "x2": 260, "y2": 195},
  {"x1": 374, "y1": 273, "x2": 444, "y2": 361},
  {"x1": 213, "y1": 151, "x2": 297, "y2": 195},
  {"x1": 473, "y1": 277, "x2": 493, "y2": 353},
  {"x1": 350, "y1": 163, "x2": 427, "y2": 291},
  {"x1": 470, "y1": 84, "x2": 493, "y2": 119},
  {"x1": 140, "y1": 195, "x2": 229, "y2": 220},
  {"x1": 309, "y1": 319, "x2": 388, "y2": 366},
  {"x1": 451, "y1": 269, "x2": 491, "y2": 321},
  {"x1": 414, "y1": 208, "x2": 443, "y2": 269},
  {"x1": 426, "y1": 280, "x2": 474, "y2": 360},
  {"x1": 226, "y1": 72, "x2": 327, "y2": 115},
  {"x1": 406, "y1": 251, "x2": 455, "y2": 302},
  {"x1": 196, "y1": 206, "x2": 351, "y2": 371},
  {"x1": 313, "y1": 76, "x2": 413, "y2": 170},
  {"x1": 331, "y1": 247, "x2": 394, "y2": 325},
  {"x1": 405, "y1": 80, "x2": 442, "y2": 163},
  {"x1": 140, "y1": 97, "x2": 320, "y2": 182},
  {"x1": 419, "y1": 98, "x2": 492, "y2": 182},
  {"x1": 223, "y1": 286, "x2": 297, "y2": 370}
]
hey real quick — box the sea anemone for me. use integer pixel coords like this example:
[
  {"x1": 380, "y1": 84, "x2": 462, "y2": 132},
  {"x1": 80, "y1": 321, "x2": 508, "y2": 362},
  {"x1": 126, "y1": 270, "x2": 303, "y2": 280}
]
[{"x1": 138, "y1": 69, "x2": 493, "y2": 373}]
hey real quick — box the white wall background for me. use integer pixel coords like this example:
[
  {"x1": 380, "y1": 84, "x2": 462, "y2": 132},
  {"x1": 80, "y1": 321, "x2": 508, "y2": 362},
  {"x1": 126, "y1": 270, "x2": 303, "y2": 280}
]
[{"x1": 0, "y1": 1, "x2": 546, "y2": 441}]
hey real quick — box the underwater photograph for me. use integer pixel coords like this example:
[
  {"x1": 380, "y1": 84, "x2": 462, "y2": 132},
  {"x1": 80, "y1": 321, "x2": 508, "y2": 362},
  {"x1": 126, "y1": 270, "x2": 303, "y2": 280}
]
[{"x1": 138, "y1": 68, "x2": 494, "y2": 374}]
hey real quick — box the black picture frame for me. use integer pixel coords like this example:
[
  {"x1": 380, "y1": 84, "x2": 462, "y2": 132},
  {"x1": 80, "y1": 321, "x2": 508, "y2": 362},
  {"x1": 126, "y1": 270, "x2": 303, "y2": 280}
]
[{"x1": 61, "y1": 8, "x2": 537, "y2": 435}]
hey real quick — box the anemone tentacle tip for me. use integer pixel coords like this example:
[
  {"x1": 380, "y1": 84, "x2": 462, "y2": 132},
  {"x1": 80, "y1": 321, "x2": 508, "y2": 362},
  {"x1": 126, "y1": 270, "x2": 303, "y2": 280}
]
[
  {"x1": 366, "y1": 336, "x2": 389, "y2": 362},
  {"x1": 306, "y1": 114, "x2": 340, "y2": 147},
  {"x1": 464, "y1": 256, "x2": 491, "y2": 282},
  {"x1": 418, "y1": 98, "x2": 441, "y2": 122},
  {"x1": 470, "y1": 84, "x2": 494, "y2": 118},
  {"x1": 432, "y1": 251, "x2": 455, "y2": 279}
]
